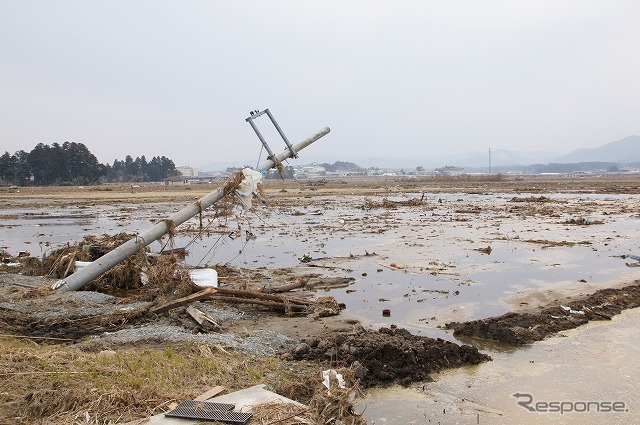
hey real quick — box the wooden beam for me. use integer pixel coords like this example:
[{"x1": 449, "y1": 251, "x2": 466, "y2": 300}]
[
  {"x1": 194, "y1": 385, "x2": 226, "y2": 401},
  {"x1": 150, "y1": 287, "x2": 217, "y2": 313}
]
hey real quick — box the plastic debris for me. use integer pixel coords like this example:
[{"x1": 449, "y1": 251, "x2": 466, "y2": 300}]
[
  {"x1": 298, "y1": 254, "x2": 312, "y2": 263},
  {"x1": 189, "y1": 268, "x2": 219, "y2": 288},
  {"x1": 236, "y1": 168, "x2": 263, "y2": 208},
  {"x1": 561, "y1": 305, "x2": 584, "y2": 315},
  {"x1": 322, "y1": 369, "x2": 346, "y2": 390}
]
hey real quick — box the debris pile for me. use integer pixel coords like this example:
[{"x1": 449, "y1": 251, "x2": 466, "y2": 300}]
[
  {"x1": 509, "y1": 196, "x2": 551, "y2": 202},
  {"x1": 363, "y1": 197, "x2": 424, "y2": 209},
  {"x1": 565, "y1": 216, "x2": 604, "y2": 225},
  {"x1": 251, "y1": 367, "x2": 365, "y2": 425},
  {"x1": 446, "y1": 283, "x2": 640, "y2": 344},
  {"x1": 287, "y1": 326, "x2": 491, "y2": 387}
]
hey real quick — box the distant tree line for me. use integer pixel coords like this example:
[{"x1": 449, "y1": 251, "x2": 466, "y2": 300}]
[
  {"x1": 0, "y1": 142, "x2": 178, "y2": 186},
  {"x1": 525, "y1": 162, "x2": 619, "y2": 174},
  {"x1": 107, "y1": 155, "x2": 177, "y2": 183},
  {"x1": 318, "y1": 161, "x2": 363, "y2": 172}
]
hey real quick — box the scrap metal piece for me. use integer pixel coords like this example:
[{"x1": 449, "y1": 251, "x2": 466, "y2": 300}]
[{"x1": 165, "y1": 400, "x2": 251, "y2": 423}]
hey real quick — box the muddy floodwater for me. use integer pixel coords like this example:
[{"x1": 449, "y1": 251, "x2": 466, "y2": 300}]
[
  {"x1": 2, "y1": 180, "x2": 640, "y2": 423},
  {"x1": 361, "y1": 307, "x2": 640, "y2": 424}
]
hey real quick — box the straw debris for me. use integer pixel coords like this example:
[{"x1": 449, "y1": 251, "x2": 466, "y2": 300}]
[
  {"x1": 251, "y1": 367, "x2": 365, "y2": 425},
  {"x1": 307, "y1": 368, "x2": 365, "y2": 425},
  {"x1": 142, "y1": 255, "x2": 196, "y2": 304},
  {"x1": 364, "y1": 197, "x2": 423, "y2": 209}
]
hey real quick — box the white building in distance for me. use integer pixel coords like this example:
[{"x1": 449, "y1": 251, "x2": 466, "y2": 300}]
[{"x1": 176, "y1": 166, "x2": 199, "y2": 177}]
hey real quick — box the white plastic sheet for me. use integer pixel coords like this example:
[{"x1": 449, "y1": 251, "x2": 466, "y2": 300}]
[
  {"x1": 322, "y1": 369, "x2": 346, "y2": 390},
  {"x1": 236, "y1": 168, "x2": 263, "y2": 208}
]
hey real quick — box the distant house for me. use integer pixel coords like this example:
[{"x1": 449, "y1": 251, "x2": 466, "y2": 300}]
[{"x1": 162, "y1": 176, "x2": 189, "y2": 185}]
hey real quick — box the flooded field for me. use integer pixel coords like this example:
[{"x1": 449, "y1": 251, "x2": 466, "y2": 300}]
[
  {"x1": 2, "y1": 188, "x2": 640, "y2": 340},
  {"x1": 2, "y1": 176, "x2": 640, "y2": 423}
]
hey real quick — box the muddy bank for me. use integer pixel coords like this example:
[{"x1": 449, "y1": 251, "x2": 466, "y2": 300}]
[
  {"x1": 286, "y1": 326, "x2": 491, "y2": 387},
  {"x1": 446, "y1": 281, "x2": 640, "y2": 344},
  {"x1": 0, "y1": 271, "x2": 492, "y2": 394}
]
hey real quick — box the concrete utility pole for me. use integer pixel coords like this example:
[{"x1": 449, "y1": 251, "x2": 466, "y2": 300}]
[
  {"x1": 488, "y1": 148, "x2": 492, "y2": 175},
  {"x1": 53, "y1": 127, "x2": 330, "y2": 292}
]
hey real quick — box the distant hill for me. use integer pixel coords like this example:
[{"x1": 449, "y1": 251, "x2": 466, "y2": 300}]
[
  {"x1": 453, "y1": 149, "x2": 559, "y2": 168},
  {"x1": 553, "y1": 135, "x2": 640, "y2": 164},
  {"x1": 196, "y1": 135, "x2": 640, "y2": 171}
]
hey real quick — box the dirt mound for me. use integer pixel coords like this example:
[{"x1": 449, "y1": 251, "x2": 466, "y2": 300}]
[
  {"x1": 286, "y1": 326, "x2": 491, "y2": 387},
  {"x1": 446, "y1": 282, "x2": 640, "y2": 344}
]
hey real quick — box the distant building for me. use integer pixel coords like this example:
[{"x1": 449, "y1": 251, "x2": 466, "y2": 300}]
[
  {"x1": 176, "y1": 166, "x2": 199, "y2": 177},
  {"x1": 162, "y1": 176, "x2": 189, "y2": 185},
  {"x1": 294, "y1": 164, "x2": 326, "y2": 178}
]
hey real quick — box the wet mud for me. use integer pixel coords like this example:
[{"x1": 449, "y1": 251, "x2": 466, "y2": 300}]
[
  {"x1": 286, "y1": 326, "x2": 491, "y2": 387},
  {"x1": 446, "y1": 281, "x2": 640, "y2": 344}
]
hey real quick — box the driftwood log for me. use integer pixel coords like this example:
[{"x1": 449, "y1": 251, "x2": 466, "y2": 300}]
[
  {"x1": 259, "y1": 276, "x2": 355, "y2": 293},
  {"x1": 151, "y1": 287, "x2": 316, "y2": 314}
]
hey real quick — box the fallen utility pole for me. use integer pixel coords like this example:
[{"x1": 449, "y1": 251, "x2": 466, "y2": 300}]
[{"x1": 52, "y1": 126, "x2": 330, "y2": 292}]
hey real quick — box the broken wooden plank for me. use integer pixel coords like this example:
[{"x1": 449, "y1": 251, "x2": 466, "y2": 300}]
[
  {"x1": 151, "y1": 287, "x2": 217, "y2": 313},
  {"x1": 151, "y1": 286, "x2": 313, "y2": 314},
  {"x1": 260, "y1": 278, "x2": 308, "y2": 293},
  {"x1": 186, "y1": 305, "x2": 219, "y2": 327},
  {"x1": 260, "y1": 276, "x2": 355, "y2": 293},
  {"x1": 215, "y1": 288, "x2": 314, "y2": 306},
  {"x1": 212, "y1": 296, "x2": 309, "y2": 313},
  {"x1": 194, "y1": 385, "x2": 226, "y2": 401}
]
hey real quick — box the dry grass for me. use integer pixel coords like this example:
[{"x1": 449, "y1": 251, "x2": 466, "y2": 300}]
[
  {"x1": 0, "y1": 336, "x2": 319, "y2": 424},
  {"x1": 140, "y1": 255, "x2": 196, "y2": 304},
  {"x1": 251, "y1": 401, "x2": 313, "y2": 424}
]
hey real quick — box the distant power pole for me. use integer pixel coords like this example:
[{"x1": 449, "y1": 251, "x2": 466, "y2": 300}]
[{"x1": 488, "y1": 148, "x2": 492, "y2": 175}]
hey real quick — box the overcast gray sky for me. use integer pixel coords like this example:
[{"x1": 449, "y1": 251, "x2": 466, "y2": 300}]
[{"x1": 1, "y1": 1, "x2": 639, "y2": 168}]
